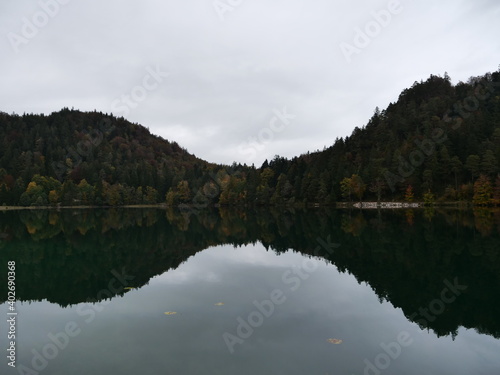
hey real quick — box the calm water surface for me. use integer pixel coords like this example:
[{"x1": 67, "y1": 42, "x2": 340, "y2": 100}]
[{"x1": 0, "y1": 208, "x2": 499, "y2": 374}]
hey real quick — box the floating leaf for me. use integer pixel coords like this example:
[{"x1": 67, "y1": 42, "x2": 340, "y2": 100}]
[
  {"x1": 164, "y1": 311, "x2": 177, "y2": 315},
  {"x1": 214, "y1": 302, "x2": 224, "y2": 306},
  {"x1": 327, "y1": 338, "x2": 343, "y2": 344}
]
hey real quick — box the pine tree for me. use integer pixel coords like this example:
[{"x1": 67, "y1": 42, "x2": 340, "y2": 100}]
[
  {"x1": 481, "y1": 150, "x2": 498, "y2": 176},
  {"x1": 465, "y1": 155, "x2": 481, "y2": 181}
]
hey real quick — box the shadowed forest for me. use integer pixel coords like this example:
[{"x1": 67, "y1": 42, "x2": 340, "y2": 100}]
[{"x1": 1, "y1": 69, "x2": 499, "y2": 207}]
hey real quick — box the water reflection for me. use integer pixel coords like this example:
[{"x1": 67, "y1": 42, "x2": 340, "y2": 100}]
[{"x1": 0, "y1": 207, "x2": 499, "y2": 342}]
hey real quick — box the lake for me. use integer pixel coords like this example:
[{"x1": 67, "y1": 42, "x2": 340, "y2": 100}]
[{"x1": 1, "y1": 207, "x2": 499, "y2": 374}]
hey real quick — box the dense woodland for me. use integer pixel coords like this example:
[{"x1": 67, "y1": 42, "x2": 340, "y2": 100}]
[{"x1": 1, "y1": 68, "x2": 499, "y2": 207}]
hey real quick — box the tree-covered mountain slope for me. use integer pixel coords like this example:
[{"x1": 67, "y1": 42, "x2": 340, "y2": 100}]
[
  {"x1": 284, "y1": 70, "x2": 500, "y2": 204},
  {"x1": 1, "y1": 67, "x2": 499, "y2": 206}
]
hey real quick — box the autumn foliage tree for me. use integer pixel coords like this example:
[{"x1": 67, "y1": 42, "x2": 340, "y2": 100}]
[
  {"x1": 350, "y1": 174, "x2": 366, "y2": 202},
  {"x1": 340, "y1": 177, "x2": 352, "y2": 202},
  {"x1": 404, "y1": 185, "x2": 414, "y2": 202},
  {"x1": 473, "y1": 175, "x2": 493, "y2": 206},
  {"x1": 493, "y1": 175, "x2": 500, "y2": 206}
]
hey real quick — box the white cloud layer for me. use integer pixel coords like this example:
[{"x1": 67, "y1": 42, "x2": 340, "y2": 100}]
[{"x1": 1, "y1": 0, "x2": 499, "y2": 165}]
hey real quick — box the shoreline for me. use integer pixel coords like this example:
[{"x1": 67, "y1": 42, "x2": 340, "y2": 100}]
[
  {"x1": 0, "y1": 204, "x2": 168, "y2": 211},
  {"x1": 335, "y1": 201, "x2": 473, "y2": 209},
  {"x1": 0, "y1": 201, "x2": 491, "y2": 211}
]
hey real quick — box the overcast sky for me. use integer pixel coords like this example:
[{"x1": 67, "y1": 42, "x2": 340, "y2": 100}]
[{"x1": 1, "y1": 0, "x2": 499, "y2": 166}]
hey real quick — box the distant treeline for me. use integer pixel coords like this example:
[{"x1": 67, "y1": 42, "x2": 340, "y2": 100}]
[{"x1": 1, "y1": 68, "x2": 499, "y2": 207}]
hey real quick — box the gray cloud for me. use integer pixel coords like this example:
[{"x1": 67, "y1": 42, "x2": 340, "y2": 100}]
[{"x1": 1, "y1": 0, "x2": 499, "y2": 165}]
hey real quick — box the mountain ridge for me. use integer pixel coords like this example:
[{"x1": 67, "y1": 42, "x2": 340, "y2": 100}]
[{"x1": 1, "y1": 67, "x2": 499, "y2": 206}]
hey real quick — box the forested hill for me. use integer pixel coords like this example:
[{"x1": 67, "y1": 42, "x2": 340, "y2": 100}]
[
  {"x1": 258, "y1": 69, "x2": 500, "y2": 206},
  {"x1": 1, "y1": 67, "x2": 499, "y2": 207},
  {"x1": 0, "y1": 109, "x2": 218, "y2": 206}
]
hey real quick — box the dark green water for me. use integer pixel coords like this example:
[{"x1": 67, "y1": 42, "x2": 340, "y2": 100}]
[{"x1": 0, "y1": 208, "x2": 499, "y2": 375}]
